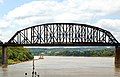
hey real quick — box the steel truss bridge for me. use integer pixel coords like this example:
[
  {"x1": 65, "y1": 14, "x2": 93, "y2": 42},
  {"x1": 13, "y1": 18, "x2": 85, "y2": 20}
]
[
  {"x1": 4, "y1": 23, "x2": 119, "y2": 46},
  {"x1": 1, "y1": 23, "x2": 120, "y2": 68}
]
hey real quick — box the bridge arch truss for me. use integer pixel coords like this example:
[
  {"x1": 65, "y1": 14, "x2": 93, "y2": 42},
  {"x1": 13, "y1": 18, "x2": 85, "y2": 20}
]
[{"x1": 7, "y1": 23, "x2": 119, "y2": 46}]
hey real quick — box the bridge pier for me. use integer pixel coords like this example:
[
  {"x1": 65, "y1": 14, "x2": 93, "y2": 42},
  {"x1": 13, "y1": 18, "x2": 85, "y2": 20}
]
[
  {"x1": 2, "y1": 45, "x2": 8, "y2": 68},
  {"x1": 115, "y1": 46, "x2": 120, "y2": 68}
]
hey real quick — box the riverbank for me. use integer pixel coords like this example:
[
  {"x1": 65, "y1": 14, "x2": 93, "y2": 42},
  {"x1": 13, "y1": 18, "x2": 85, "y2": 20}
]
[
  {"x1": 0, "y1": 56, "x2": 44, "y2": 66},
  {"x1": 0, "y1": 46, "x2": 34, "y2": 66}
]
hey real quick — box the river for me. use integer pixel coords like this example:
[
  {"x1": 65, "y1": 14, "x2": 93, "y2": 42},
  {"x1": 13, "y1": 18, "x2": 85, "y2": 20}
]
[{"x1": 0, "y1": 56, "x2": 120, "y2": 77}]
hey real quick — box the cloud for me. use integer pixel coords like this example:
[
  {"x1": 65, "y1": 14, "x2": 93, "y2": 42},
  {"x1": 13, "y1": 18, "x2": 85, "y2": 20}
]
[
  {"x1": 54, "y1": 12, "x2": 94, "y2": 23},
  {"x1": 0, "y1": 0, "x2": 3, "y2": 4},
  {"x1": 95, "y1": 19, "x2": 120, "y2": 42},
  {"x1": 0, "y1": 19, "x2": 12, "y2": 28},
  {"x1": 0, "y1": 0, "x2": 120, "y2": 42},
  {"x1": 96, "y1": 19, "x2": 120, "y2": 31}
]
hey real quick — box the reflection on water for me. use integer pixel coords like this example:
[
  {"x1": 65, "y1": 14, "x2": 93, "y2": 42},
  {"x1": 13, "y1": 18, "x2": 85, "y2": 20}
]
[
  {"x1": 0, "y1": 56, "x2": 120, "y2": 77},
  {"x1": 2, "y1": 68, "x2": 8, "y2": 77},
  {"x1": 115, "y1": 68, "x2": 120, "y2": 77}
]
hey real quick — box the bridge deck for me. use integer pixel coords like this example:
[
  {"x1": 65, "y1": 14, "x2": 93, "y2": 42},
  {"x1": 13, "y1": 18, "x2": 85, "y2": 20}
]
[{"x1": 0, "y1": 42, "x2": 120, "y2": 46}]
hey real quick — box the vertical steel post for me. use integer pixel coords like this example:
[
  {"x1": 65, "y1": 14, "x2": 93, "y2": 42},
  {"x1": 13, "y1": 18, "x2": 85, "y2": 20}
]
[{"x1": 2, "y1": 45, "x2": 8, "y2": 68}]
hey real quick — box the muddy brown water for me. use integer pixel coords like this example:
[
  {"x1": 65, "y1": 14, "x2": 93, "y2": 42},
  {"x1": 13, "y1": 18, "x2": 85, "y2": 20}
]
[{"x1": 0, "y1": 56, "x2": 120, "y2": 77}]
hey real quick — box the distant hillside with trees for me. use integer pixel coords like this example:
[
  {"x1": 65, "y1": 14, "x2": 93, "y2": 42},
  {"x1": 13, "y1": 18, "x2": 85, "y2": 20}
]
[
  {"x1": 28, "y1": 47, "x2": 114, "y2": 57},
  {"x1": 45, "y1": 49, "x2": 114, "y2": 57}
]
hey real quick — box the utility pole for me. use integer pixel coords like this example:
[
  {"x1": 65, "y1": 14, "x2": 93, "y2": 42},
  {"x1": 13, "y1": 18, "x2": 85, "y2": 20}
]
[{"x1": 25, "y1": 57, "x2": 40, "y2": 77}]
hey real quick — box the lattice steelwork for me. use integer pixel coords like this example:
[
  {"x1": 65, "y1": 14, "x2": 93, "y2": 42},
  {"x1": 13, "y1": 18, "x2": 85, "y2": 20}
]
[{"x1": 7, "y1": 23, "x2": 119, "y2": 46}]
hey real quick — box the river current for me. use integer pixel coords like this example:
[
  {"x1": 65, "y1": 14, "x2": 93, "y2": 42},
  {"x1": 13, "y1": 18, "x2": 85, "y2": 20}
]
[{"x1": 0, "y1": 56, "x2": 120, "y2": 77}]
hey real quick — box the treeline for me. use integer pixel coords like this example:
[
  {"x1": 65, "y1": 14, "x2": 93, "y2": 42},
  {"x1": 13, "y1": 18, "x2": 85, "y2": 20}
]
[
  {"x1": 0, "y1": 46, "x2": 34, "y2": 65},
  {"x1": 45, "y1": 49, "x2": 114, "y2": 57},
  {"x1": 28, "y1": 47, "x2": 115, "y2": 57}
]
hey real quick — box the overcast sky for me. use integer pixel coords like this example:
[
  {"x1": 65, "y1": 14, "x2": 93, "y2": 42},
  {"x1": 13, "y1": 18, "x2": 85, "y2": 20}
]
[{"x1": 0, "y1": 0, "x2": 120, "y2": 42}]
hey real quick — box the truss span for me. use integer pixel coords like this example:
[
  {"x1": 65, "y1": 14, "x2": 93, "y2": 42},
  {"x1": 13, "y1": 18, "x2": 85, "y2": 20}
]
[{"x1": 7, "y1": 23, "x2": 119, "y2": 46}]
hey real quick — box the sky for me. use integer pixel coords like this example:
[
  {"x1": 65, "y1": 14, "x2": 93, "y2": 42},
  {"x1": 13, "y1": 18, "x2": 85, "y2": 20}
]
[{"x1": 0, "y1": 0, "x2": 120, "y2": 42}]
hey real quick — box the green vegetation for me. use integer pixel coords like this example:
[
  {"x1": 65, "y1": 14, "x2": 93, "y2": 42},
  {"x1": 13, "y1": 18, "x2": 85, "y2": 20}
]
[
  {"x1": 29, "y1": 48, "x2": 114, "y2": 57},
  {"x1": 0, "y1": 46, "x2": 34, "y2": 65},
  {"x1": 46, "y1": 49, "x2": 114, "y2": 57}
]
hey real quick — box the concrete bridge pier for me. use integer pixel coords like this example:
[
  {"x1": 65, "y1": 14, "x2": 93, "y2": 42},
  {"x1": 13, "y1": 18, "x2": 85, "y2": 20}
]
[
  {"x1": 115, "y1": 46, "x2": 120, "y2": 68},
  {"x1": 2, "y1": 45, "x2": 8, "y2": 68}
]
